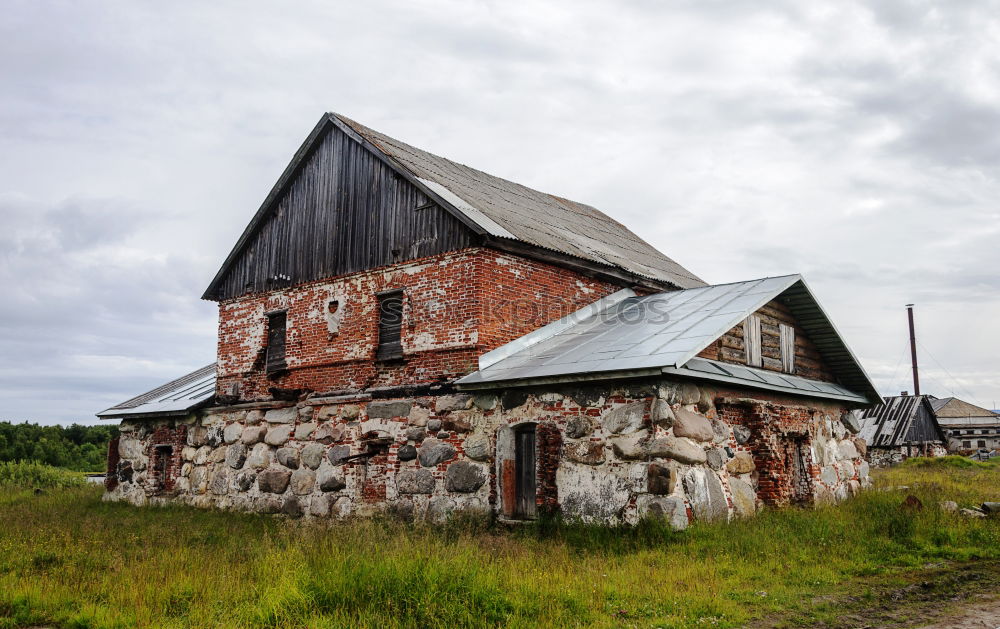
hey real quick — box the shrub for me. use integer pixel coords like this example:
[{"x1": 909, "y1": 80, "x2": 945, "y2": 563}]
[
  {"x1": 901, "y1": 455, "x2": 997, "y2": 470},
  {"x1": 0, "y1": 461, "x2": 87, "y2": 489}
]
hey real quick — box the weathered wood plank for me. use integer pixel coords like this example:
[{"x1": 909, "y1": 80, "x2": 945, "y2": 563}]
[{"x1": 212, "y1": 125, "x2": 477, "y2": 301}]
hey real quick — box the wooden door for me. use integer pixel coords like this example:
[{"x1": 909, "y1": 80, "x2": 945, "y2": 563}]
[{"x1": 514, "y1": 425, "x2": 537, "y2": 519}]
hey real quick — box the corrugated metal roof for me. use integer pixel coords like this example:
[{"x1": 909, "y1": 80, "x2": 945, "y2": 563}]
[
  {"x1": 858, "y1": 395, "x2": 946, "y2": 447},
  {"x1": 97, "y1": 364, "x2": 216, "y2": 419},
  {"x1": 457, "y1": 275, "x2": 879, "y2": 404},
  {"x1": 929, "y1": 397, "x2": 949, "y2": 414},
  {"x1": 333, "y1": 114, "x2": 705, "y2": 289}
]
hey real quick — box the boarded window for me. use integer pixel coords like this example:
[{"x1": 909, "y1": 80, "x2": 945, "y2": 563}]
[
  {"x1": 376, "y1": 290, "x2": 403, "y2": 361},
  {"x1": 744, "y1": 315, "x2": 762, "y2": 367},
  {"x1": 779, "y1": 323, "x2": 795, "y2": 373},
  {"x1": 265, "y1": 311, "x2": 287, "y2": 373}
]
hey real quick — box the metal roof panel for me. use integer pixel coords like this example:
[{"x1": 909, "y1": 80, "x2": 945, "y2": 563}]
[
  {"x1": 97, "y1": 364, "x2": 216, "y2": 419},
  {"x1": 335, "y1": 114, "x2": 706, "y2": 289},
  {"x1": 457, "y1": 275, "x2": 877, "y2": 405}
]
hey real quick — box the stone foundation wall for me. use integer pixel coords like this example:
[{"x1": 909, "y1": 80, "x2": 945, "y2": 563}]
[
  {"x1": 106, "y1": 378, "x2": 871, "y2": 527},
  {"x1": 868, "y1": 443, "x2": 948, "y2": 467}
]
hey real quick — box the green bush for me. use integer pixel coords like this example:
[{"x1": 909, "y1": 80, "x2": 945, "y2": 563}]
[
  {"x1": 901, "y1": 455, "x2": 997, "y2": 470},
  {"x1": 0, "y1": 461, "x2": 87, "y2": 489}
]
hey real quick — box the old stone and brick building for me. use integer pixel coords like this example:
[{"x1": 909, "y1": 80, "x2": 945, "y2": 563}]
[{"x1": 99, "y1": 113, "x2": 880, "y2": 527}]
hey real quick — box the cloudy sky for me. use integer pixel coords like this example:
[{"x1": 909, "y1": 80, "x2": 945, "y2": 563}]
[{"x1": 3, "y1": 0, "x2": 999, "y2": 425}]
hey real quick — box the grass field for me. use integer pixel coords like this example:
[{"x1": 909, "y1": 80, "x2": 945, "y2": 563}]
[{"x1": 1, "y1": 457, "x2": 998, "y2": 628}]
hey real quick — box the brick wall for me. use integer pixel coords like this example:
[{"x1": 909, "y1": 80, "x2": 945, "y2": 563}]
[
  {"x1": 535, "y1": 422, "x2": 562, "y2": 516},
  {"x1": 146, "y1": 425, "x2": 187, "y2": 494},
  {"x1": 217, "y1": 247, "x2": 620, "y2": 399},
  {"x1": 717, "y1": 402, "x2": 816, "y2": 506}
]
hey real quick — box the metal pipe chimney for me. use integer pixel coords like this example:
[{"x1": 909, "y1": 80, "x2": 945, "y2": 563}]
[{"x1": 906, "y1": 304, "x2": 920, "y2": 396}]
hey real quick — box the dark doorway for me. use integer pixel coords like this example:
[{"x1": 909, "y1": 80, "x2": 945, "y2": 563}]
[
  {"x1": 152, "y1": 444, "x2": 174, "y2": 493},
  {"x1": 514, "y1": 425, "x2": 537, "y2": 519}
]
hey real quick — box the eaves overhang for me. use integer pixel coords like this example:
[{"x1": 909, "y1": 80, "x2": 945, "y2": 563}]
[{"x1": 456, "y1": 358, "x2": 870, "y2": 405}]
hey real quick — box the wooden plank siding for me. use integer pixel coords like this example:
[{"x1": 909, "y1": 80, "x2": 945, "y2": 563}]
[
  {"x1": 209, "y1": 124, "x2": 478, "y2": 302},
  {"x1": 696, "y1": 298, "x2": 838, "y2": 382}
]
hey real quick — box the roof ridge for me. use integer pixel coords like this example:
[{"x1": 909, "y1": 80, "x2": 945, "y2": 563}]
[
  {"x1": 332, "y1": 113, "x2": 607, "y2": 220},
  {"x1": 331, "y1": 112, "x2": 706, "y2": 288}
]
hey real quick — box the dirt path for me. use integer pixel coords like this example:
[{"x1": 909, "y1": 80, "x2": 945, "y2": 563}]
[
  {"x1": 920, "y1": 596, "x2": 1000, "y2": 629},
  {"x1": 748, "y1": 561, "x2": 1000, "y2": 629}
]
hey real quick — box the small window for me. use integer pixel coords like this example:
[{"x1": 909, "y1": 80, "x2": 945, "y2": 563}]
[
  {"x1": 779, "y1": 323, "x2": 795, "y2": 374},
  {"x1": 744, "y1": 315, "x2": 762, "y2": 367},
  {"x1": 376, "y1": 290, "x2": 403, "y2": 361},
  {"x1": 978, "y1": 440, "x2": 987, "y2": 448},
  {"x1": 963, "y1": 441, "x2": 971, "y2": 448},
  {"x1": 265, "y1": 311, "x2": 287, "y2": 373}
]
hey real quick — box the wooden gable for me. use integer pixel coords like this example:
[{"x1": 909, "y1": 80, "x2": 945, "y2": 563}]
[
  {"x1": 905, "y1": 398, "x2": 948, "y2": 443},
  {"x1": 204, "y1": 123, "x2": 478, "y2": 301},
  {"x1": 696, "y1": 298, "x2": 838, "y2": 383}
]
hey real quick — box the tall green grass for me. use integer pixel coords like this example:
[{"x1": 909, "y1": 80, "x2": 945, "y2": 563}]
[
  {"x1": 1, "y1": 459, "x2": 998, "y2": 628},
  {"x1": 900, "y1": 454, "x2": 998, "y2": 470},
  {"x1": 0, "y1": 460, "x2": 86, "y2": 489}
]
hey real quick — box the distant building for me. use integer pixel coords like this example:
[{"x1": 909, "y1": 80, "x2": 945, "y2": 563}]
[
  {"x1": 857, "y1": 395, "x2": 948, "y2": 466},
  {"x1": 930, "y1": 397, "x2": 1000, "y2": 452}
]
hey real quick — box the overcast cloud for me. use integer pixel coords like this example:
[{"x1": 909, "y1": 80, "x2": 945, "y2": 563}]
[{"x1": 2, "y1": 0, "x2": 999, "y2": 424}]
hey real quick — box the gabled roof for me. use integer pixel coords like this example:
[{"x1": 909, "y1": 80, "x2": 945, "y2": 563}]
[
  {"x1": 203, "y1": 113, "x2": 704, "y2": 299},
  {"x1": 929, "y1": 396, "x2": 999, "y2": 419},
  {"x1": 97, "y1": 364, "x2": 216, "y2": 420},
  {"x1": 456, "y1": 275, "x2": 880, "y2": 404},
  {"x1": 858, "y1": 395, "x2": 947, "y2": 447}
]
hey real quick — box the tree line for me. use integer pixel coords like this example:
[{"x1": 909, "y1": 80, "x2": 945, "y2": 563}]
[{"x1": 0, "y1": 421, "x2": 118, "y2": 472}]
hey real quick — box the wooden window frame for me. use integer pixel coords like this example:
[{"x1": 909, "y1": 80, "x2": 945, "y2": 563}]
[
  {"x1": 376, "y1": 289, "x2": 404, "y2": 362},
  {"x1": 744, "y1": 315, "x2": 762, "y2": 368},
  {"x1": 779, "y1": 323, "x2": 795, "y2": 374}
]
